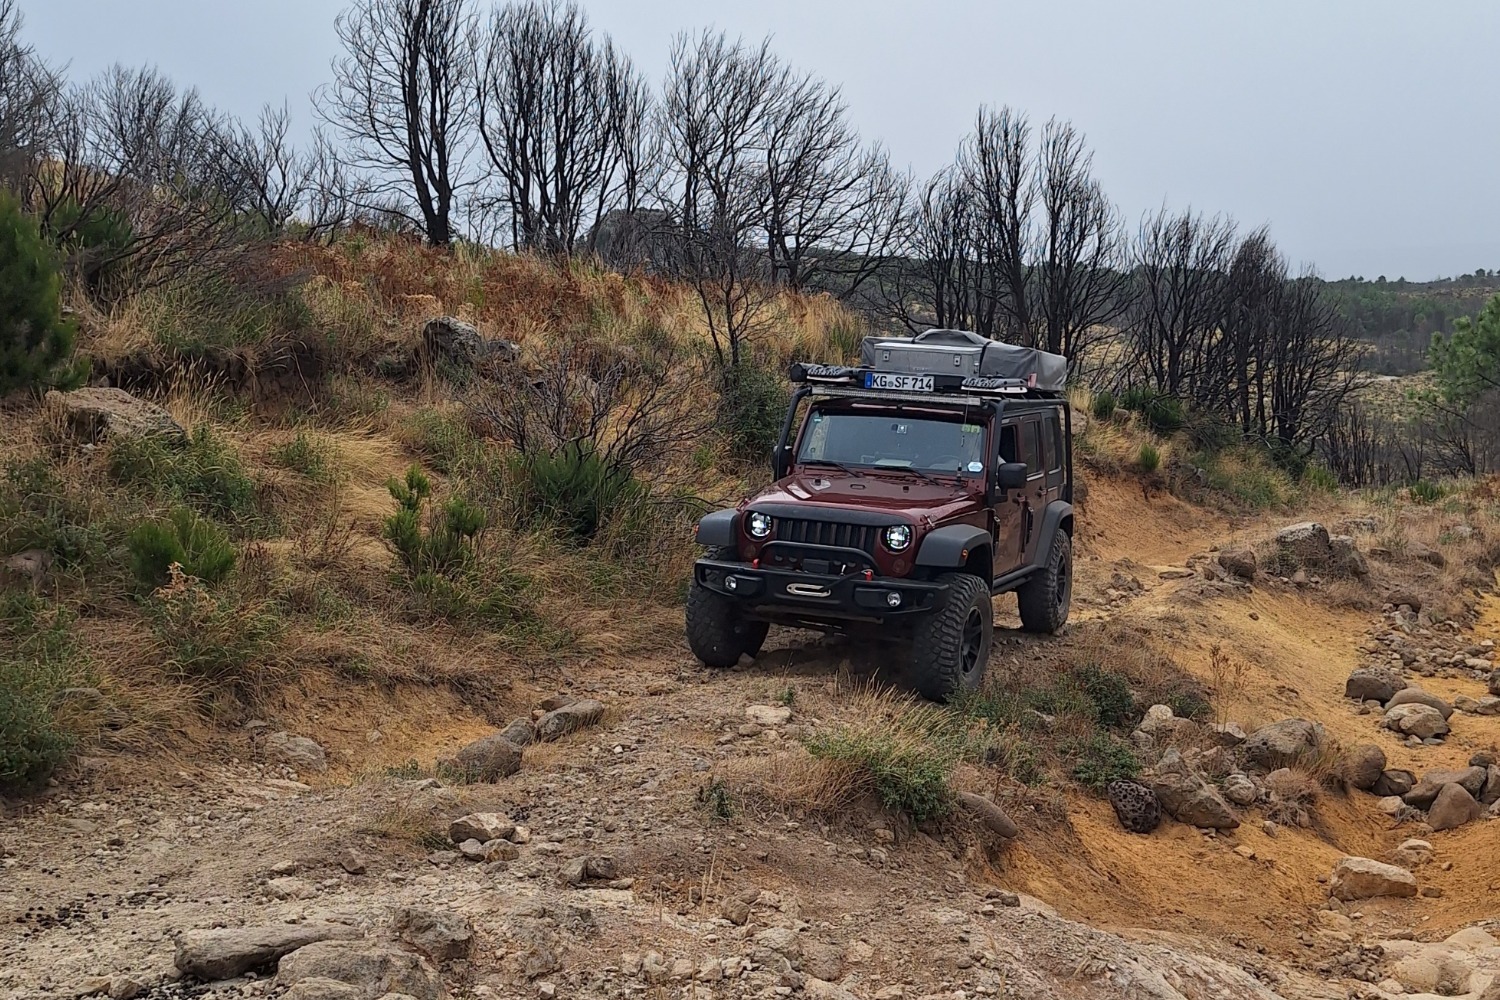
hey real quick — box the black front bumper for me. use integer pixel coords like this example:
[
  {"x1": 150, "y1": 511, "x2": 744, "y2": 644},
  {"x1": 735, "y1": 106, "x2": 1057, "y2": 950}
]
[{"x1": 694, "y1": 557, "x2": 948, "y2": 620}]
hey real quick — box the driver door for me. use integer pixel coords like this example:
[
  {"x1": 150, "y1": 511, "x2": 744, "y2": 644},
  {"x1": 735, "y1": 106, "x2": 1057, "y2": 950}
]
[{"x1": 991, "y1": 421, "x2": 1026, "y2": 579}]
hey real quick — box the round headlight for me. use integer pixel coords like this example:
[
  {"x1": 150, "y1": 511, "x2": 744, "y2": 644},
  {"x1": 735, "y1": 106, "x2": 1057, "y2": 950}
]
[
  {"x1": 883, "y1": 524, "x2": 912, "y2": 551},
  {"x1": 746, "y1": 511, "x2": 773, "y2": 539}
]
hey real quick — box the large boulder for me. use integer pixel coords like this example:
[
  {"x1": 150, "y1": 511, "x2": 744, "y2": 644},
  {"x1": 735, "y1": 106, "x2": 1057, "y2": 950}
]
[
  {"x1": 174, "y1": 923, "x2": 363, "y2": 980},
  {"x1": 1403, "y1": 767, "x2": 1489, "y2": 808},
  {"x1": 45, "y1": 387, "x2": 187, "y2": 443},
  {"x1": 1344, "y1": 667, "x2": 1404, "y2": 705},
  {"x1": 955, "y1": 792, "x2": 1019, "y2": 838},
  {"x1": 1481, "y1": 766, "x2": 1500, "y2": 806},
  {"x1": 1276, "y1": 522, "x2": 1332, "y2": 567},
  {"x1": 1243, "y1": 718, "x2": 1326, "y2": 770},
  {"x1": 1427, "y1": 784, "x2": 1482, "y2": 832},
  {"x1": 1385, "y1": 688, "x2": 1454, "y2": 720},
  {"x1": 439, "y1": 733, "x2": 522, "y2": 782},
  {"x1": 393, "y1": 907, "x2": 474, "y2": 963},
  {"x1": 1383, "y1": 703, "x2": 1450, "y2": 740},
  {"x1": 535, "y1": 699, "x2": 606, "y2": 742},
  {"x1": 1329, "y1": 535, "x2": 1369, "y2": 576},
  {"x1": 1489, "y1": 668, "x2": 1500, "y2": 697},
  {"x1": 1344, "y1": 744, "x2": 1387, "y2": 792},
  {"x1": 1328, "y1": 857, "x2": 1418, "y2": 901},
  {"x1": 420, "y1": 317, "x2": 517, "y2": 369},
  {"x1": 1107, "y1": 780, "x2": 1163, "y2": 833},
  {"x1": 1146, "y1": 750, "x2": 1239, "y2": 829},
  {"x1": 277, "y1": 940, "x2": 443, "y2": 1000}
]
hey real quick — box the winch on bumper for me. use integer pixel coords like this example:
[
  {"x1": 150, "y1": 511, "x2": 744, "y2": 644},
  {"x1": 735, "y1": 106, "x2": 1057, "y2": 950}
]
[{"x1": 693, "y1": 540, "x2": 948, "y2": 618}]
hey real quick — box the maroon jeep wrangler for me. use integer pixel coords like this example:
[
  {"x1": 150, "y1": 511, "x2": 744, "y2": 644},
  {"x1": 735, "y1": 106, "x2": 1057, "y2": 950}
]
[{"x1": 687, "y1": 330, "x2": 1075, "y2": 702}]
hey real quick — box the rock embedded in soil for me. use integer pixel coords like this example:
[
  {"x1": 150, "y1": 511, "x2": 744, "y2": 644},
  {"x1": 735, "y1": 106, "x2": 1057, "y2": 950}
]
[
  {"x1": 1385, "y1": 687, "x2": 1454, "y2": 719},
  {"x1": 266, "y1": 732, "x2": 329, "y2": 773},
  {"x1": 955, "y1": 791, "x2": 1019, "y2": 838},
  {"x1": 282, "y1": 977, "x2": 365, "y2": 1000},
  {"x1": 1216, "y1": 549, "x2": 1257, "y2": 580},
  {"x1": 1427, "y1": 784, "x2": 1482, "y2": 831},
  {"x1": 174, "y1": 923, "x2": 364, "y2": 980},
  {"x1": 1221, "y1": 773, "x2": 1258, "y2": 807},
  {"x1": 449, "y1": 812, "x2": 515, "y2": 844},
  {"x1": 744, "y1": 704, "x2": 793, "y2": 726},
  {"x1": 1345, "y1": 667, "x2": 1405, "y2": 705},
  {"x1": 1373, "y1": 769, "x2": 1416, "y2": 797},
  {"x1": 1147, "y1": 750, "x2": 1239, "y2": 829},
  {"x1": 1328, "y1": 857, "x2": 1418, "y2": 901},
  {"x1": 393, "y1": 906, "x2": 474, "y2": 962},
  {"x1": 440, "y1": 732, "x2": 523, "y2": 782},
  {"x1": 1344, "y1": 744, "x2": 1387, "y2": 791},
  {"x1": 1386, "y1": 589, "x2": 1422, "y2": 611},
  {"x1": 1243, "y1": 718, "x2": 1326, "y2": 769},
  {"x1": 535, "y1": 699, "x2": 606, "y2": 741},
  {"x1": 1403, "y1": 767, "x2": 1488, "y2": 808},
  {"x1": 1390, "y1": 839, "x2": 1433, "y2": 867},
  {"x1": 277, "y1": 940, "x2": 443, "y2": 1000},
  {"x1": 1489, "y1": 668, "x2": 1500, "y2": 696},
  {"x1": 1276, "y1": 521, "x2": 1332, "y2": 566},
  {"x1": 266, "y1": 876, "x2": 317, "y2": 900},
  {"x1": 46, "y1": 386, "x2": 188, "y2": 443},
  {"x1": 1383, "y1": 703, "x2": 1450, "y2": 740},
  {"x1": 1107, "y1": 779, "x2": 1163, "y2": 834}
]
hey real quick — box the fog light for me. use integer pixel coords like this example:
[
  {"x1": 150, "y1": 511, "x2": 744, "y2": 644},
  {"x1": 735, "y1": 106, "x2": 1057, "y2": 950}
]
[
  {"x1": 886, "y1": 591, "x2": 902, "y2": 608},
  {"x1": 726, "y1": 576, "x2": 739, "y2": 591}
]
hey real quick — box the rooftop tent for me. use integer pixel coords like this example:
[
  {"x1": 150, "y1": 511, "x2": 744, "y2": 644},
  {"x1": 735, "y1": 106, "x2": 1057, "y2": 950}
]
[{"x1": 859, "y1": 329, "x2": 1068, "y2": 392}]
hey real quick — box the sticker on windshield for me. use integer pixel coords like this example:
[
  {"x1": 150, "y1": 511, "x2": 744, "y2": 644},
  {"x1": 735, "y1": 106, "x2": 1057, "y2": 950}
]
[{"x1": 967, "y1": 461, "x2": 983, "y2": 474}]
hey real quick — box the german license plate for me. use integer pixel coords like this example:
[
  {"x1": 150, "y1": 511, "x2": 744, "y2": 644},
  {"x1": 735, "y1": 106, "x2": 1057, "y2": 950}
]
[{"x1": 865, "y1": 372, "x2": 934, "y2": 392}]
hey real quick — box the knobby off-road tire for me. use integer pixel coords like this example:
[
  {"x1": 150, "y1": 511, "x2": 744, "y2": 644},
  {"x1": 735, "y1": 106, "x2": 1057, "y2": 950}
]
[
  {"x1": 911, "y1": 572, "x2": 993, "y2": 702},
  {"x1": 1018, "y1": 529, "x2": 1072, "y2": 634},
  {"x1": 685, "y1": 547, "x2": 769, "y2": 668}
]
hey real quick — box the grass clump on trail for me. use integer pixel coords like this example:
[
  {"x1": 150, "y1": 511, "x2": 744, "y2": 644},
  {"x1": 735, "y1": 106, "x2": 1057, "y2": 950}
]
[
  {"x1": 127, "y1": 506, "x2": 237, "y2": 588},
  {"x1": 0, "y1": 593, "x2": 90, "y2": 792},
  {"x1": 108, "y1": 426, "x2": 261, "y2": 527}
]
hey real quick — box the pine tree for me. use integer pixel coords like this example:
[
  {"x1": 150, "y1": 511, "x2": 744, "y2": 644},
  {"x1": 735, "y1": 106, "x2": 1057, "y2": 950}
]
[{"x1": 0, "y1": 191, "x2": 85, "y2": 395}]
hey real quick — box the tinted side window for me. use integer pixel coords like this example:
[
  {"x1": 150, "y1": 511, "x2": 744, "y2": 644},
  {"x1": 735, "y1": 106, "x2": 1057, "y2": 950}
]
[
  {"x1": 999, "y1": 424, "x2": 1017, "y2": 463},
  {"x1": 1020, "y1": 420, "x2": 1041, "y2": 474},
  {"x1": 1048, "y1": 413, "x2": 1064, "y2": 473}
]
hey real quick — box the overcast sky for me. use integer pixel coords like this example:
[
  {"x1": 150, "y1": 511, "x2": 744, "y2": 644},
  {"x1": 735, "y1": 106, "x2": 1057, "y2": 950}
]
[{"x1": 17, "y1": 0, "x2": 1500, "y2": 280}]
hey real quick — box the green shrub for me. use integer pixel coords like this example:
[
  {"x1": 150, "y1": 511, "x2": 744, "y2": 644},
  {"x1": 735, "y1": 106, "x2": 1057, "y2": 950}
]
[
  {"x1": 1136, "y1": 442, "x2": 1161, "y2": 473},
  {"x1": 146, "y1": 275, "x2": 312, "y2": 354},
  {"x1": 511, "y1": 444, "x2": 645, "y2": 542},
  {"x1": 805, "y1": 705, "x2": 970, "y2": 821},
  {"x1": 400, "y1": 408, "x2": 481, "y2": 474},
  {"x1": 148, "y1": 574, "x2": 282, "y2": 697},
  {"x1": 0, "y1": 191, "x2": 87, "y2": 396},
  {"x1": 1066, "y1": 731, "x2": 1142, "y2": 791},
  {"x1": 1409, "y1": 479, "x2": 1445, "y2": 504},
  {"x1": 126, "y1": 507, "x2": 237, "y2": 588},
  {"x1": 271, "y1": 432, "x2": 333, "y2": 481},
  {"x1": 717, "y1": 358, "x2": 789, "y2": 462},
  {"x1": 108, "y1": 426, "x2": 260, "y2": 526},
  {"x1": 1118, "y1": 388, "x2": 1185, "y2": 434},
  {"x1": 1072, "y1": 664, "x2": 1137, "y2": 730},
  {"x1": 383, "y1": 466, "x2": 486, "y2": 576},
  {"x1": 43, "y1": 196, "x2": 133, "y2": 294},
  {"x1": 0, "y1": 593, "x2": 89, "y2": 791},
  {"x1": 0, "y1": 459, "x2": 113, "y2": 570},
  {"x1": 1165, "y1": 688, "x2": 1212, "y2": 721},
  {"x1": 1301, "y1": 464, "x2": 1339, "y2": 492},
  {"x1": 1090, "y1": 390, "x2": 1117, "y2": 421}
]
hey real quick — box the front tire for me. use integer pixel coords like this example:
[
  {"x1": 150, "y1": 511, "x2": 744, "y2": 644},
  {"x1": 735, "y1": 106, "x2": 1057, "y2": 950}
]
[
  {"x1": 1018, "y1": 530, "x2": 1072, "y2": 634},
  {"x1": 686, "y1": 547, "x2": 769, "y2": 668},
  {"x1": 911, "y1": 572, "x2": 993, "y2": 702}
]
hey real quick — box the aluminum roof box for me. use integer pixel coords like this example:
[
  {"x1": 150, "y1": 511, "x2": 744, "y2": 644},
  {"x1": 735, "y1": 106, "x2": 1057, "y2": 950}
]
[{"x1": 860, "y1": 329, "x2": 1067, "y2": 391}]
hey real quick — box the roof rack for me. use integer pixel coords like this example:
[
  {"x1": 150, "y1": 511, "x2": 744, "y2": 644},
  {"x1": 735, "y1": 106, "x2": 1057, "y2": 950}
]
[{"x1": 789, "y1": 362, "x2": 1065, "y2": 400}]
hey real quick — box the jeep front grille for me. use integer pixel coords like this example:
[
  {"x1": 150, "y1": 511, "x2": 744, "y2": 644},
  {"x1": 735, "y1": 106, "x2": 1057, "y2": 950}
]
[{"x1": 772, "y1": 518, "x2": 879, "y2": 557}]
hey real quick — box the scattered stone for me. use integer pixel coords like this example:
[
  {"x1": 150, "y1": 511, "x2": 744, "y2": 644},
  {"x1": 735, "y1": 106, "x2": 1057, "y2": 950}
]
[
  {"x1": 744, "y1": 704, "x2": 792, "y2": 726},
  {"x1": 1147, "y1": 751, "x2": 1238, "y2": 829},
  {"x1": 1376, "y1": 796, "x2": 1405, "y2": 817},
  {"x1": 1387, "y1": 590, "x2": 1422, "y2": 612},
  {"x1": 1106, "y1": 779, "x2": 1162, "y2": 833},
  {"x1": 420, "y1": 316, "x2": 517, "y2": 369},
  {"x1": 1328, "y1": 857, "x2": 1418, "y2": 901},
  {"x1": 956, "y1": 791, "x2": 1019, "y2": 838},
  {"x1": 266, "y1": 732, "x2": 329, "y2": 773},
  {"x1": 1, "y1": 548, "x2": 52, "y2": 588},
  {"x1": 174, "y1": 923, "x2": 364, "y2": 980},
  {"x1": 1210, "y1": 722, "x2": 1247, "y2": 747},
  {"x1": 1344, "y1": 744, "x2": 1386, "y2": 791},
  {"x1": 754, "y1": 926, "x2": 801, "y2": 959},
  {"x1": 561, "y1": 855, "x2": 617, "y2": 886},
  {"x1": 535, "y1": 699, "x2": 606, "y2": 742},
  {"x1": 107, "y1": 976, "x2": 148, "y2": 1000},
  {"x1": 1427, "y1": 783, "x2": 1482, "y2": 831},
  {"x1": 1404, "y1": 767, "x2": 1488, "y2": 808},
  {"x1": 1216, "y1": 549, "x2": 1257, "y2": 580},
  {"x1": 339, "y1": 849, "x2": 367, "y2": 876},
  {"x1": 1344, "y1": 667, "x2": 1404, "y2": 705},
  {"x1": 1385, "y1": 687, "x2": 1454, "y2": 719},
  {"x1": 721, "y1": 896, "x2": 752, "y2": 926},
  {"x1": 1489, "y1": 668, "x2": 1500, "y2": 697},
  {"x1": 277, "y1": 940, "x2": 442, "y2": 1000},
  {"x1": 266, "y1": 877, "x2": 317, "y2": 900},
  {"x1": 393, "y1": 906, "x2": 474, "y2": 962},
  {"x1": 801, "y1": 940, "x2": 844, "y2": 982},
  {"x1": 46, "y1": 386, "x2": 188, "y2": 443},
  {"x1": 1329, "y1": 535, "x2": 1369, "y2": 576},
  {"x1": 1243, "y1": 718, "x2": 1326, "y2": 769},
  {"x1": 440, "y1": 733, "x2": 523, "y2": 782},
  {"x1": 1481, "y1": 767, "x2": 1500, "y2": 806},
  {"x1": 449, "y1": 813, "x2": 516, "y2": 844},
  {"x1": 1383, "y1": 703, "x2": 1450, "y2": 740},
  {"x1": 1390, "y1": 839, "x2": 1433, "y2": 867},
  {"x1": 499, "y1": 718, "x2": 535, "y2": 747},
  {"x1": 281, "y1": 977, "x2": 364, "y2": 1000},
  {"x1": 1373, "y1": 769, "x2": 1416, "y2": 797},
  {"x1": 1408, "y1": 542, "x2": 1446, "y2": 567},
  {"x1": 1471, "y1": 696, "x2": 1500, "y2": 716},
  {"x1": 1221, "y1": 773, "x2": 1258, "y2": 807}
]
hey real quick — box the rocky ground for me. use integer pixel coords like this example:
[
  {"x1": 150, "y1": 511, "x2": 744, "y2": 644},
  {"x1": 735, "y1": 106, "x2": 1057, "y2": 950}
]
[{"x1": 5, "y1": 510, "x2": 1500, "y2": 1000}]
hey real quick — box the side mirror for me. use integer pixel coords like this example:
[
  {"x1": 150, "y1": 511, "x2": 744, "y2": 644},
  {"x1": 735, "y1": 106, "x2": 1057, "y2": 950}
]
[
  {"x1": 997, "y1": 462, "x2": 1028, "y2": 491},
  {"x1": 771, "y1": 445, "x2": 793, "y2": 480}
]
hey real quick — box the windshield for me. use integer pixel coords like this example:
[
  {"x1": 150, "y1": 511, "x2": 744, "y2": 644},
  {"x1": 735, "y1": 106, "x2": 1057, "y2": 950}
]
[{"x1": 796, "y1": 409, "x2": 986, "y2": 476}]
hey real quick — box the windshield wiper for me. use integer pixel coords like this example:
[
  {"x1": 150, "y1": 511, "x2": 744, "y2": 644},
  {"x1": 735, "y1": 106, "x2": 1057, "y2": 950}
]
[{"x1": 800, "y1": 458, "x2": 864, "y2": 478}]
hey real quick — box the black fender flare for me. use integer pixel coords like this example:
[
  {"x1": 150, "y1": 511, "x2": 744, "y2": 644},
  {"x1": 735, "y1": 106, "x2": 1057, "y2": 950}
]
[
  {"x1": 1034, "y1": 501, "x2": 1075, "y2": 562},
  {"x1": 695, "y1": 509, "x2": 740, "y2": 548},
  {"x1": 914, "y1": 524, "x2": 992, "y2": 568}
]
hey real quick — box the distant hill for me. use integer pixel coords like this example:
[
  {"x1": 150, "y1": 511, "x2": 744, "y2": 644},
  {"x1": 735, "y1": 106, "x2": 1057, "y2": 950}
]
[{"x1": 1324, "y1": 271, "x2": 1500, "y2": 375}]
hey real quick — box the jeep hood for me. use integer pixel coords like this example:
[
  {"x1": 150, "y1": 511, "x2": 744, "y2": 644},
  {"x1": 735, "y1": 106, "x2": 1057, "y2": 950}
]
[{"x1": 745, "y1": 469, "x2": 980, "y2": 521}]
